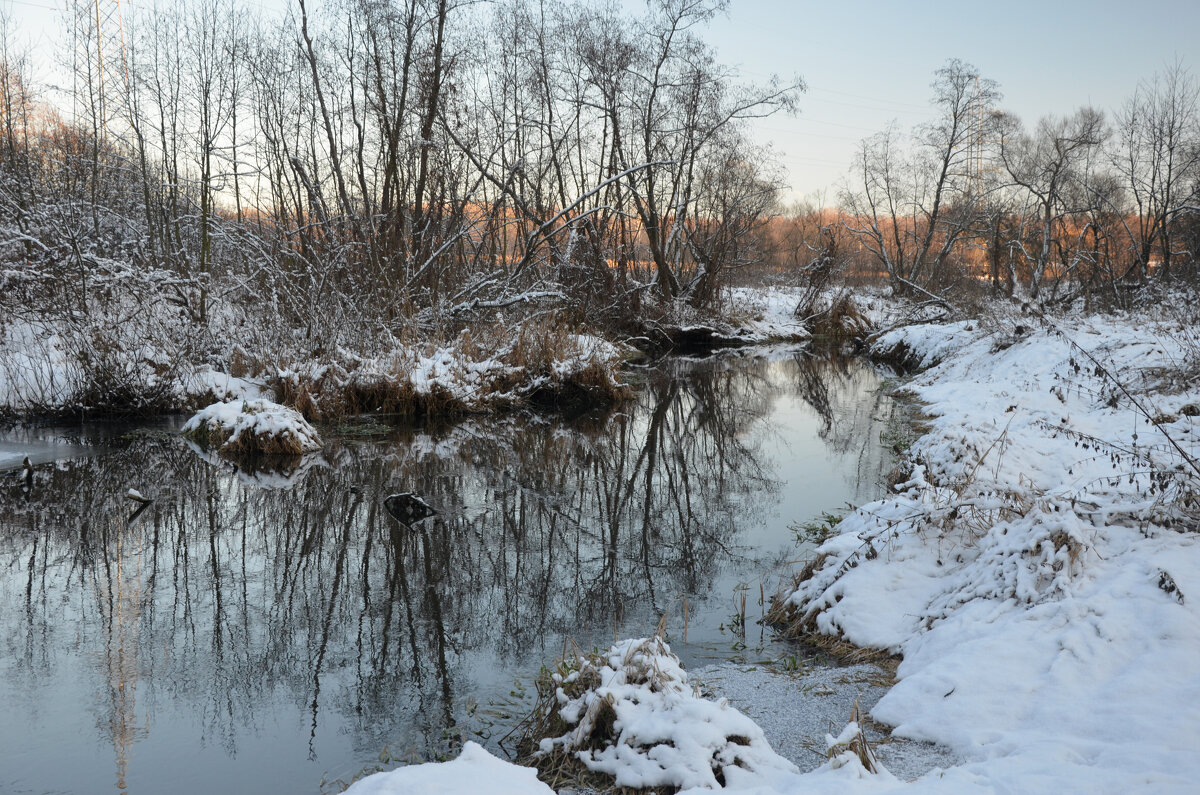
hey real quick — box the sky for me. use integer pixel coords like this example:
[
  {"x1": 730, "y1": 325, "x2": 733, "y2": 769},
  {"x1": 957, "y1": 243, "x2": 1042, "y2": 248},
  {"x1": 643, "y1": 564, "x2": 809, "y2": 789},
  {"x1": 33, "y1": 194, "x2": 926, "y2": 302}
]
[
  {"x1": 701, "y1": 0, "x2": 1200, "y2": 203},
  {"x1": 3, "y1": 0, "x2": 1199, "y2": 204}
]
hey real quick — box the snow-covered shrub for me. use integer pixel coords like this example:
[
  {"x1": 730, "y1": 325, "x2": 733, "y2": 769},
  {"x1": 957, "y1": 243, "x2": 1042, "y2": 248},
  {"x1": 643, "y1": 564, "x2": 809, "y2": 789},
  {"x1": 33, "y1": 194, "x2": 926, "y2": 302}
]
[
  {"x1": 273, "y1": 319, "x2": 631, "y2": 421},
  {"x1": 518, "y1": 636, "x2": 797, "y2": 791},
  {"x1": 182, "y1": 399, "x2": 321, "y2": 456},
  {"x1": 802, "y1": 291, "x2": 873, "y2": 339}
]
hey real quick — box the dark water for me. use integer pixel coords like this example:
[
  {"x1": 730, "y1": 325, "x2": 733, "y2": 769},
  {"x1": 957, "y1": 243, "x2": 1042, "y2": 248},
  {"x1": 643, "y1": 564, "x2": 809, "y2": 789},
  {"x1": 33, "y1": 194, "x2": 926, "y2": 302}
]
[{"x1": 0, "y1": 348, "x2": 898, "y2": 793}]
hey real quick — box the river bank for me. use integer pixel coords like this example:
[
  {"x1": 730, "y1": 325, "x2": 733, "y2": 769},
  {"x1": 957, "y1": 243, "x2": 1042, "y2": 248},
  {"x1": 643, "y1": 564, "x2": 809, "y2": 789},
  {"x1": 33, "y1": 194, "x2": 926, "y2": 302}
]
[
  {"x1": 770, "y1": 298, "x2": 1200, "y2": 792},
  {"x1": 0, "y1": 285, "x2": 820, "y2": 424}
]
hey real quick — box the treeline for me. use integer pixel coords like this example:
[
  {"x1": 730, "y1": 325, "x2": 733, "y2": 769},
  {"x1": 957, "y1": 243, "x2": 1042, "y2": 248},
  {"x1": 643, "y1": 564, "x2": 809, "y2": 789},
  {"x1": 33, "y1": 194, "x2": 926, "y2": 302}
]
[
  {"x1": 821, "y1": 59, "x2": 1200, "y2": 305},
  {"x1": 0, "y1": 0, "x2": 798, "y2": 355}
]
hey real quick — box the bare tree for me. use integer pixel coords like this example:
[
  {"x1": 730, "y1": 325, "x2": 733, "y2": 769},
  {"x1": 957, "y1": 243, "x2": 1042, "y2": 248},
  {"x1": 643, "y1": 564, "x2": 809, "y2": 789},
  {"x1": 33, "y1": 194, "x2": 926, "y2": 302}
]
[
  {"x1": 998, "y1": 107, "x2": 1107, "y2": 299},
  {"x1": 1112, "y1": 61, "x2": 1200, "y2": 281},
  {"x1": 841, "y1": 59, "x2": 1001, "y2": 295}
]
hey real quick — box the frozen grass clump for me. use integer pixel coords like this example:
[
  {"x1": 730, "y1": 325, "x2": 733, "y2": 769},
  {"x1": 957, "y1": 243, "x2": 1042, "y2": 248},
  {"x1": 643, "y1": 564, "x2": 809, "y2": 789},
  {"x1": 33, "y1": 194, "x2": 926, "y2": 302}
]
[
  {"x1": 182, "y1": 399, "x2": 322, "y2": 456},
  {"x1": 516, "y1": 635, "x2": 797, "y2": 792}
]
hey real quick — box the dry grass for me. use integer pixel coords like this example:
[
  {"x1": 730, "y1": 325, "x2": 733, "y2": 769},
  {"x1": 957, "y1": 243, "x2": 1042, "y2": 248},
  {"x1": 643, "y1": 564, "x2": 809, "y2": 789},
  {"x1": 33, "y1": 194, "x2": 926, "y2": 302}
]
[
  {"x1": 183, "y1": 419, "x2": 309, "y2": 455},
  {"x1": 804, "y1": 292, "x2": 873, "y2": 340},
  {"x1": 826, "y1": 701, "x2": 882, "y2": 774},
  {"x1": 270, "y1": 315, "x2": 630, "y2": 422},
  {"x1": 511, "y1": 637, "x2": 673, "y2": 794},
  {"x1": 221, "y1": 428, "x2": 308, "y2": 456}
]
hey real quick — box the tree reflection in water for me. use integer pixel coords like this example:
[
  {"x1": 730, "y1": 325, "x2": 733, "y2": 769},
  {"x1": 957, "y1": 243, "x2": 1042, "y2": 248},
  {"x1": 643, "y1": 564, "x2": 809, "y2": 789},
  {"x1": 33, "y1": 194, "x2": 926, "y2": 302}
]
[{"x1": 0, "y1": 350, "x2": 897, "y2": 793}]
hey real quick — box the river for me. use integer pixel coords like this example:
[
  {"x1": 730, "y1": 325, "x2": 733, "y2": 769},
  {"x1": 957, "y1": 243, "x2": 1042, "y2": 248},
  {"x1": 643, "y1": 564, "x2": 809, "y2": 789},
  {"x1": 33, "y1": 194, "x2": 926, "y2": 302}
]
[{"x1": 0, "y1": 346, "x2": 899, "y2": 793}]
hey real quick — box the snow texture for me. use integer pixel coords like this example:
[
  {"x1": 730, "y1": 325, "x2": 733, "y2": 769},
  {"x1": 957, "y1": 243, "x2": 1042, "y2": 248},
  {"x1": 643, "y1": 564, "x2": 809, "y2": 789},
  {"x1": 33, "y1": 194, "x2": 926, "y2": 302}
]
[
  {"x1": 780, "y1": 311, "x2": 1200, "y2": 793},
  {"x1": 726, "y1": 286, "x2": 810, "y2": 342},
  {"x1": 535, "y1": 636, "x2": 799, "y2": 790},
  {"x1": 342, "y1": 742, "x2": 554, "y2": 795}
]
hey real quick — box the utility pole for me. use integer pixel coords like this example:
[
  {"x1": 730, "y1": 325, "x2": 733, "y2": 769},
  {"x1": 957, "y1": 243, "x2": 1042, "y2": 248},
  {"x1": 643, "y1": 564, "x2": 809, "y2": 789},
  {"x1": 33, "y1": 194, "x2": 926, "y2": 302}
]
[{"x1": 73, "y1": 0, "x2": 129, "y2": 134}]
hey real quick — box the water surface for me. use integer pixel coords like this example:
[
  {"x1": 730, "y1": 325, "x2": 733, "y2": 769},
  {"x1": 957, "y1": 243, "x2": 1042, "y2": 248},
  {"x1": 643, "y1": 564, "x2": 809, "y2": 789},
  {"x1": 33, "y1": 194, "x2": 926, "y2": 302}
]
[{"x1": 0, "y1": 348, "x2": 898, "y2": 793}]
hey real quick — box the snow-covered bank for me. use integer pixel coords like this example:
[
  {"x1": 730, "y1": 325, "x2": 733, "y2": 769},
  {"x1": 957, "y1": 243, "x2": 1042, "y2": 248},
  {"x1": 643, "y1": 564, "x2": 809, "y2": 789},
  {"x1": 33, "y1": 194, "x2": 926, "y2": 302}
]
[
  {"x1": 774, "y1": 309, "x2": 1200, "y2": 792},
  {"x1": 0, "y1": 317, "x2": 631, "y2": 420}
]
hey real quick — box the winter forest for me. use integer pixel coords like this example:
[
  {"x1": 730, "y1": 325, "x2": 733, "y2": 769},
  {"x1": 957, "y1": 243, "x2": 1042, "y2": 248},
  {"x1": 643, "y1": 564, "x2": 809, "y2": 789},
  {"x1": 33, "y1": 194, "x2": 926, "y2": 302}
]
[{"x1": 1, "y1": 0, "x2": 1199, "y2": 793}]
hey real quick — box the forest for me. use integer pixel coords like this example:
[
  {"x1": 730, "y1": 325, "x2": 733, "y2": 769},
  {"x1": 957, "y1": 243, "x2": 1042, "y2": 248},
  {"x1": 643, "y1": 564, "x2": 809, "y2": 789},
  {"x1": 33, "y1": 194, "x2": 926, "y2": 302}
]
[{"x1": 1, "y1": 0, "x2": 1197, "y2": 419}]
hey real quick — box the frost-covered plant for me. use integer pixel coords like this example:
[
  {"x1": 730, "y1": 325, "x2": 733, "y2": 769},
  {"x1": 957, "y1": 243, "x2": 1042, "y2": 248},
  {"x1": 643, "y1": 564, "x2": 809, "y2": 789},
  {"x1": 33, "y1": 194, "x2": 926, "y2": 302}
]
[
  {"x1": 516, "y1": 635, "x2": 796, "y2": 791},
  {"x1": 823, "y1": 702, "x2": 880, "y2": 775}
]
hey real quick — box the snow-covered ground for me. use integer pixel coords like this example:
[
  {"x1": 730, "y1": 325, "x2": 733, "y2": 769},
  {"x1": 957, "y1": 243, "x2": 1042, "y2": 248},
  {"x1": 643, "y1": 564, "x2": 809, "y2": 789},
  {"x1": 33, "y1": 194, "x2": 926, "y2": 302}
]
[
  {"x1": 726, "y1": 284, "x2": 906, "y2": 344},
  {"x1": 726, "y1": 286, "x2": 811, "y2": 341},
  {"x1": 777, "y1": 308, "x2": 1200, "y2": 792}
]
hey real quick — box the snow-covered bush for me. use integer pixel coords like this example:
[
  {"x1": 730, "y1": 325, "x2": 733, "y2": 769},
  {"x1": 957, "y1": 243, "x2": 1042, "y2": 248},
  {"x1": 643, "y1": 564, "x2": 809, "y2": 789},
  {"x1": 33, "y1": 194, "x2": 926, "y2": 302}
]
[
  {"x1": 182, "y1": 399, "x2": 321, "y2": 456},
  {"x1": 274, "y1": 319, "x2": 631, "y2": 421},
  {"x1": 518, "y1": 636, "x2": 797, "y2": 791}
]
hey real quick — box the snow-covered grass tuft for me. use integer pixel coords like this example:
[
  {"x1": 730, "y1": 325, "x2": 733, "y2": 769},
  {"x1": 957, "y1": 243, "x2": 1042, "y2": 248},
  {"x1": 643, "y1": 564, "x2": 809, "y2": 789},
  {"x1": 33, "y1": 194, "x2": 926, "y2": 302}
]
[
  {"x1": 823, "y1": 702, "x2": 881, "y2": 775},
  {"x1": 516, "y1": 635, "x2": 798, "y2": 791},
  {"x1": 803, "y1": 291, "x2": 875, "y2": 339},
  {"x1": 182, "y1": 399, "x2": 322, "y2": 456}
]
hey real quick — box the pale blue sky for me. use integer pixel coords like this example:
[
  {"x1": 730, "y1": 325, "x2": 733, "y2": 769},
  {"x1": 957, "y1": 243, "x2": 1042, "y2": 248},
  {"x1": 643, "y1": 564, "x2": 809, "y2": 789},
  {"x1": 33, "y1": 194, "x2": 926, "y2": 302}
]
[
  {"x1": 701, "y1": 0, "x2": 1200, "y2": 201},
  {"x1": 4, "y1": 0, "x2": 1198, "y2": 201},
  {"x1": 700, "y1": 0, "x2": 1200, "y2": 202}
]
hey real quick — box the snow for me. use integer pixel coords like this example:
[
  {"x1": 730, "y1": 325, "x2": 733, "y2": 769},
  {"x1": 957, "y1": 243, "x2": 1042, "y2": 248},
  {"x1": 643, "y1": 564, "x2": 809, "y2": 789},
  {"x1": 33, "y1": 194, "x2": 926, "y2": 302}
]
[
  {"x1": 185, "y1": 366, "x2": 271, "y2": 403},
  {"x1": 535, "y1": 636, "x2": 799, "y2": 790},
  {"x1": 342, "y1": 742, "x2": 553, "y2": 795},
  {"x1": 0, "y1": 322, "x2": 74, "y2": 412},
  {"x1": 778, "y1": 310, "x2": 1200, "y2": 792},
  {"x1": 726, "y1": 286, "x2": 810, "y2": 341},
  {"x1": 181, "y1": 399, "x2": 322, "y2": 454},
  {"x1": 725, "y1": 284, "x2": 904, "y2": 344}
]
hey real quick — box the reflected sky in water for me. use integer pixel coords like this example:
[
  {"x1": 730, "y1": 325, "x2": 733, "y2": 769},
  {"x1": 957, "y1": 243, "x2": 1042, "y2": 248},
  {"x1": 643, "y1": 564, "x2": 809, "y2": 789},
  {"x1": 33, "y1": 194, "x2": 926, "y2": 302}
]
[{"x1": 0, "y1": 348, "x2": 898, "y2": 793}]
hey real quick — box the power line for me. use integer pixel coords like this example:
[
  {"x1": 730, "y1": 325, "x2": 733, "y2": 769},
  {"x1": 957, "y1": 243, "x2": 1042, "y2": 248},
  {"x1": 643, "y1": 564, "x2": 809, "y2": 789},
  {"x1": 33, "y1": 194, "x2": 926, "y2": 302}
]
[
  {"x1": 804, "y1": 95, "x2": 931, "y2": 116},
  {"x1": 808, "y1": 86, "x2": 930, "y2": 112},
  {"x1": 2, "y1": 0, "x2": 59, "y2": 10}
]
